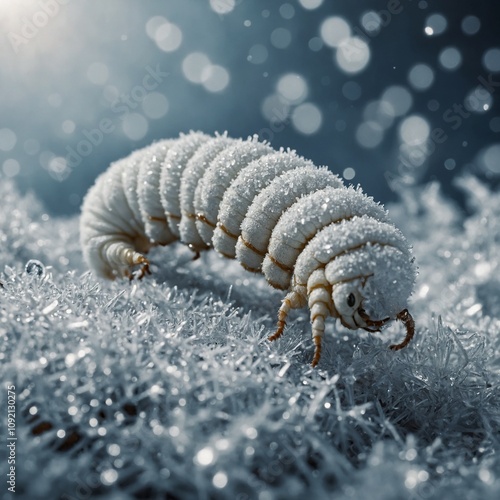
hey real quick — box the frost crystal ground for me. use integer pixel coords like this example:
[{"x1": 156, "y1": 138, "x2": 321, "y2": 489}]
[{"x1": 1, "y1": 178, "x2": 500, "y2": 499}]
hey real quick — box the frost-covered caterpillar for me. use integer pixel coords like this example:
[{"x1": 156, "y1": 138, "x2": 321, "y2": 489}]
[{"x1": 80, "y1": 131, "x2": 416, "y2": 366}]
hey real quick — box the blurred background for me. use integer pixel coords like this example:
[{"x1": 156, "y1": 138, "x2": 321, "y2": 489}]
[{"x1": 1, "y1": 0, "x2": 499, "y2": 215}]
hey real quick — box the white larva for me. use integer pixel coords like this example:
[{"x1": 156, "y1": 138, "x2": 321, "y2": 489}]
[{"x1": 80, "y1": 131, "x2": 416, "y2": 366}]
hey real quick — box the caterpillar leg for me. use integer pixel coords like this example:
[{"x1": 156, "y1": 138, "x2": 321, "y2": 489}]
[
  {"x1": 269, "y1": 289, "x2": 306, "y2": 342},
  {"x1": 130, "y1": 257, "x2": 151, "y2": 281},
  {"x1": 189, "y1": 248, "x2": 201, "y2": 260},
  {"x1": 306, "y1": 270, "x2": 334, "y2": 367},
  {"x1": 390, "y1": 309, "x2": 415, "y2": 351},
  {"x1": 310, "y1": 305, "x2": 327, "y2": 367},
  {"x1": 103, "y1": 241, "x2": 151, "y2": 280}
]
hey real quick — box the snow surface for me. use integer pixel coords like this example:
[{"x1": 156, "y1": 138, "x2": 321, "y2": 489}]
[{"x1": 1, "y1": 178, "x2": 500, "y2": 499}]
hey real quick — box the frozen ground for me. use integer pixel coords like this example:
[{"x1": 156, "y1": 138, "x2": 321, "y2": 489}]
[{"x1": 1, "y1": 177, "x2": 500, "y2": 500}]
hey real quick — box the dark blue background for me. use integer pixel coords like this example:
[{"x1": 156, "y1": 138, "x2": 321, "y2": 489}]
[{"x1": 1, "y1": 0, "x2": 499, "y2": 214}]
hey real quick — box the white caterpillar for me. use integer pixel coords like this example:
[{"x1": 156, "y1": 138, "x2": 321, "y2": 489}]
[{"x1": 80, "y1": 131, "x2": 416, "y2": 366}]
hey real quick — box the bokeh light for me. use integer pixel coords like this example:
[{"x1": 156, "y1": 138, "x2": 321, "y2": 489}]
[
  {"x1": 48, "y1": 156, "x2": 68, "y2": 179},
  {"x1": 438, "y1": 47, "x2": 462, "y2": 71},
  {"x1": 342, "y1": 81, "x2": 362, "y2": 101},
  {"x1": 1, "y1": 0, "x2": 499, "y2": 218},
  {"x1": 86, "y1": 63, "x2": 109, "y2": 85},
  {"x1": 145, "y1": 16, "x2": 168, "y2": 38},
  {"x1": 356, "y1": 121, "x2": 384, "y2": 149},
  {"x1": 408, "y1": 64, "x2": 435, "y2": 91},
  {"x1": 461, "y1": 15, "x2": 481, "y2": 35},
  {"x1": 201, "y1": 65, "x2": 230, "y2": 93},
  {"x1": 465, "y1": 86, "x2": 493, "y2": 113},
  {"x1": 336, "y1": 37, "x2": 370, "y2": 74},
  {"x1": 363, "y1": 100, "x2": 394, "y2": 129},
  {"x1": 0, "y1": 128, "x2": 17, "y2": 151},
  {"x1": 308, "y1": 37, "x2": 323, "y2": 51},
  {"x1": 247, "y1": 44, "x2": 268, "y2": 64},
  {"x1": 277, "y1": 73, "x2": 308, "y2": 104},
  {"x1": 444, "y1": 158, "x2": 456, "y2": 170},
  {"x1": 478, "y1": 143, "x2": 500, "y2": 174},
  {"x1": 399, "y1": 115, "x2": 430, "y2": 146},
  {"x1": 196, "y1": 447, "x2": 214, "y2": 466},
  {"x1": 209, "y1": 0, "x2": 235, "y2": 15},
  {"x1": 261, "y1": 94, "x2": 290, "y2": 122},
  {"x1": 103, "y1": 85, "x2": 120, "y2": 103},
  {"x1": 291, "y1": 103, "x2": 322, "y2": 135},
  {"x1": 213, "y1": 471, "x2": 228, "y2": 488},
  {"x1": 182, "y1": 52, "x2": 212, "y2": 84},
  {"x1": 427, "y1": 99, "x2": 439, "y2": 112},
  {"x1": 2, "y1": 158, "x2": 20, "y2": 177},
  {"x1": 122, "y1": 113, "x2": 149, "y2": 141},
  {"x1": 490, "y1": 117, "x2": 500, "y2": 133},
  {"x1": 279, "y1": 3, "x2": 295, "y2": 20},
  {"x1": 320, "y1": 16, "x2": 351, "y2": 48},
  {"x1": 154, "y1": 21, "x2": 183, "y2": 52},
  {"x1": 424, "y1": 13, "x2": 447, "y2": 36},
  {"x1": 142, "y1": 92, "x2": 169, "y2": 119},
  {"x1": 483, "y1": 48, "x2": 500, "y2": 72},
  {"x1": 270, "y1": 28, "x2": 292, "y2": 49},
  {"x1": 299, "y1": 0, "x2": 323, "y2": 9},
  {"x1": 101, "y1": 469, "x2": 118, "y2": 486},
  {"x1": 343, "y1": 167, "x2": 355, "y2": 180},
  {"x1": 361, "y1": 11, "x2": 382, "y2": 34},
  {"x1": 381, "y1": 86, "x2": 413, "y2": 117},
  {"x1": 62, "y1": 120, "x2": 76, "y2": 134}
]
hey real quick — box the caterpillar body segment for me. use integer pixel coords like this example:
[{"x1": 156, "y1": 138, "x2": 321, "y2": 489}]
[
  {"x1": 80, "y1": 153, "x2": 152, "y2": 280},
  {"x1": 262, "y1": 187, "x2": 390, "y2": 288},
  {"x1": 179, "y1": 134, "x2": 236, "y2": 252},
  {"x1": 122, "y1": 149, "x2": 149, "y2": 232},
  {"x1": 160, "y1": 132, "x2": 211, "y2": 238},
  {"x1": 235, "y1": 166, "x2": 343, "y2": 274},
  {"x1": 194, "y1": 136, "x2": 274, "y2": 246},
  {"x1": 137, "y1": 139, "x2": 177, "y2": 245},
  {"x1": 80, "y1": 131, "x2": 416, "y2": 366},
  {"x1": 213, "y1": 150, "x2": 316, "y2": 259}
]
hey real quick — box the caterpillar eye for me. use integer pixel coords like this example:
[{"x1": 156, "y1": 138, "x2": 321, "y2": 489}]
[{"x1": 347, "y1": 293, "x2": 356, "y2": 308}]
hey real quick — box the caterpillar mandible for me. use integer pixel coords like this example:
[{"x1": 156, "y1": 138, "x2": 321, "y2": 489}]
[{"x1": 80, "y1": 131, "x2": 416, "y2": 366}]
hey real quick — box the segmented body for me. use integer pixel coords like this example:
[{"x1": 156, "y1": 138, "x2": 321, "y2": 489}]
[{"x1": 80, "y1": 131, "x2": 416, "y2": 366}]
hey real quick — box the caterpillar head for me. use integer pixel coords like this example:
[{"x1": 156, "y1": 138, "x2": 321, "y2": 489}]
[{"x1": 327, "y1": 245, "x2": 416, "y2": 349}]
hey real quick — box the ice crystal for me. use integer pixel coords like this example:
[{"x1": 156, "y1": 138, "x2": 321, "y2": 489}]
[{"x1": 1, "y1": 178, "x2": 500, "y2": 499}]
